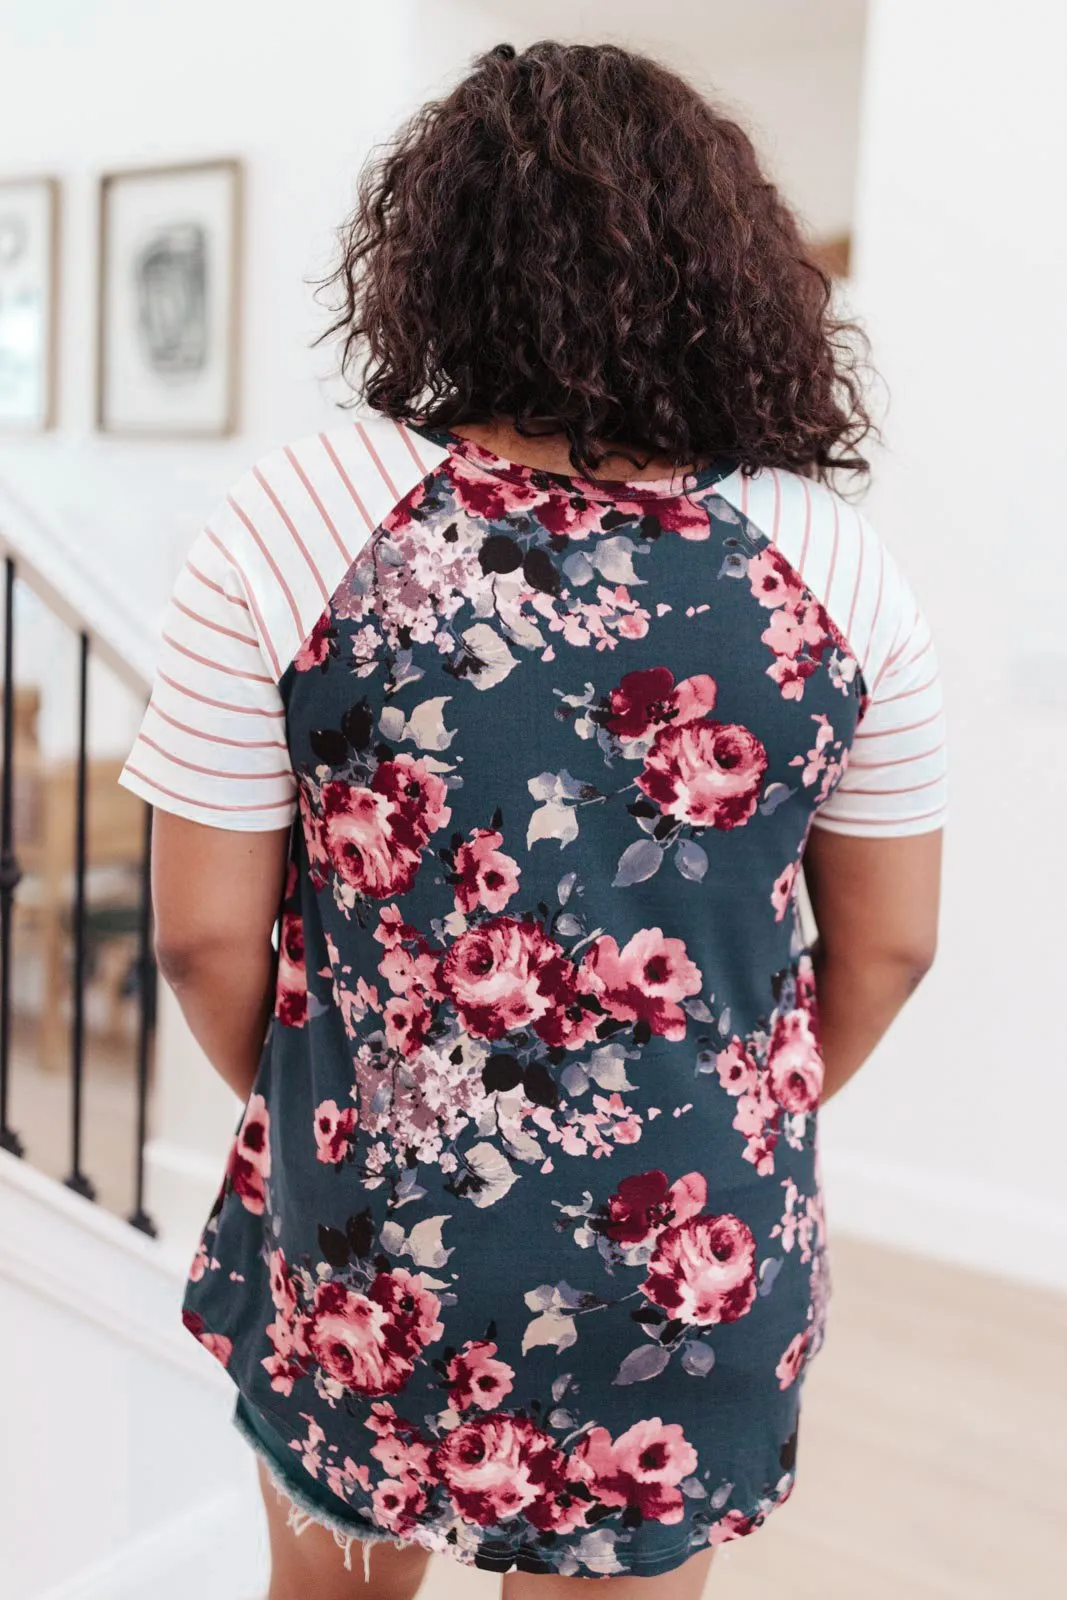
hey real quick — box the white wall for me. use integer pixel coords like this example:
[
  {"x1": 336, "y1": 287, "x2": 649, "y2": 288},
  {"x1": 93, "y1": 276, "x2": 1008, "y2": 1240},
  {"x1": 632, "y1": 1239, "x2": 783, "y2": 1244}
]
[{"x1": 817, "y1": 0, "x2": 1067, "y2": 1288}]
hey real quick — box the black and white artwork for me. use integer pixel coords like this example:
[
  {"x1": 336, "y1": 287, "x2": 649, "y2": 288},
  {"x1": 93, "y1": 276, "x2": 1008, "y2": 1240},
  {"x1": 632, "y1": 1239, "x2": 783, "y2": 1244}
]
[
  {"x1": 0, "y1": 178, "x2": 58, "y2": 431},
  {"x1": 98, "y1": 160, "x2": 242, "y2": 436}
]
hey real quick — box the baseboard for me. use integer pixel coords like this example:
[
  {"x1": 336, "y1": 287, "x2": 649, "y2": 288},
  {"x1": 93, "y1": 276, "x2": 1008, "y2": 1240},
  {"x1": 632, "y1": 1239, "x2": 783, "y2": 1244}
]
[
  {"x1": 822, "y1": 1148, "x2": 1067, "y2": 1293},
  {"x1": 34, "y1": 1487, "x2": 267, "y2": 1600}
]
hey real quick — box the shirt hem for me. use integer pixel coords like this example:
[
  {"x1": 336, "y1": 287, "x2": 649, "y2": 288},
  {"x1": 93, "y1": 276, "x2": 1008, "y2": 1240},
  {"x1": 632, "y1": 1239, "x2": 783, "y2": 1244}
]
[
  {"x1": 810, "y1": 809, "x2": 947, "y2": 838},
  {"x1": 118, "y1": 767, "x2": 297, "y2": 833},
  {"x1": 233, "y1": 1389, "x2": 786, "y2": 1579}
]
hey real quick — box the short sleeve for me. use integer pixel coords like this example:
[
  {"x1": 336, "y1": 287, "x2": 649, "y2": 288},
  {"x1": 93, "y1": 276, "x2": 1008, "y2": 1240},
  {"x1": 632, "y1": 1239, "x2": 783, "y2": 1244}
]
[
  {"x1": 119, "y1": 524, "x2": 297, "y2": 832},
  {"x1": 815, "y1": 571, "x2": 947, "y2": 838}
]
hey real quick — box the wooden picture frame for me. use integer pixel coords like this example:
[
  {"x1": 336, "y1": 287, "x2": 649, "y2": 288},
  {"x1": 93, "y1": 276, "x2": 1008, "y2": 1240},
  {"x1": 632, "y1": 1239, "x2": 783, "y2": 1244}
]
[
  {"x1": 0, "y1": 176, "x2": 60, "y2": 432},
  {"x1": 810, "y1": 233, "x2": 852, "y2": 280},
  {"x1": 96, "y1": 158, "x2": 243, "y2": 438}
]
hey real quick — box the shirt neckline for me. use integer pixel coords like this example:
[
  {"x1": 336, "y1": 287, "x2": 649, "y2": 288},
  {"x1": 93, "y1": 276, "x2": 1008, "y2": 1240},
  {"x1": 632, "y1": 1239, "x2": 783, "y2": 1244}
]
[{"x1": 410, "y1": 422, "x2": 738, "y2": 505}]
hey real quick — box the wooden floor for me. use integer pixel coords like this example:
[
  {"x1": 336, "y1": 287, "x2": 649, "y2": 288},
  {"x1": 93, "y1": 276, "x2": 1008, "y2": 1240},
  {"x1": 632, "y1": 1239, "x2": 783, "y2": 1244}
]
[{"x1": 8, "y1": 1023, "x2": 1067, "y2": 1597}]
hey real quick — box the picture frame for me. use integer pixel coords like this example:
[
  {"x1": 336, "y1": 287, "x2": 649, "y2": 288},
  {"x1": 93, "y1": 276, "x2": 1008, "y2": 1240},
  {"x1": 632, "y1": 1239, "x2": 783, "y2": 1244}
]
[
  {"x1": 96, "y1": 158, "x2": 243, "y2": 438},
  {"x1": 810, "y1": 232, "x2": 852, "y2": 280},
  {"x1": 0, "y1": 176, "x2": 60, "y2": 433}
]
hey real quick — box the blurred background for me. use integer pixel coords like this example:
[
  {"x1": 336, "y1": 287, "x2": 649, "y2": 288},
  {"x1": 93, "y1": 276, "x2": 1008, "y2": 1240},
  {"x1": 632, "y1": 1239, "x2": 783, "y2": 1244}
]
[{"x1": 0, "y1": 2, "x2": 1064, "y2": 1598}]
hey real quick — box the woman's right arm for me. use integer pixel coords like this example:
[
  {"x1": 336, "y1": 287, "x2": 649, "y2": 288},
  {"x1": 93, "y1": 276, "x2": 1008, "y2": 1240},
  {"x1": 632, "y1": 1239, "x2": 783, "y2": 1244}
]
[{"x1": 803, "y1": 827, "x2": 943, "y2": 1104}]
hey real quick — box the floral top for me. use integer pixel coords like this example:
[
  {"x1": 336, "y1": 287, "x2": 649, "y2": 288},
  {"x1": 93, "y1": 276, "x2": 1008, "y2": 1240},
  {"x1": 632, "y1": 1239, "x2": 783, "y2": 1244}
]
[{"x1": 121, "y1": 417, "x2": 946, "y2": 1579}]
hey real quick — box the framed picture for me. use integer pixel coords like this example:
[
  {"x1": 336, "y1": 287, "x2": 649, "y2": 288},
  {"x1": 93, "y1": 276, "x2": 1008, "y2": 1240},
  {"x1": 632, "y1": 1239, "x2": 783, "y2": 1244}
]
[
  {"x1": 97, "y1": 158, "x2": 243, "y2": 437},
  {"x1": 0, "y1": 177, "x2": 59, "y2": 432},
  {"x1": 810, "y1": 233, "x2": 852, "y2": 280}
]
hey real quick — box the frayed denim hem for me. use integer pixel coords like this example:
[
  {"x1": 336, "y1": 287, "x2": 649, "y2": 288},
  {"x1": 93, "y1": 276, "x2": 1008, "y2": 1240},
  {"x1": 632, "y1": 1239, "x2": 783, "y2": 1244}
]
[{"x1": 233, "y1": 1400, "x2": 407, "y2": 1584}]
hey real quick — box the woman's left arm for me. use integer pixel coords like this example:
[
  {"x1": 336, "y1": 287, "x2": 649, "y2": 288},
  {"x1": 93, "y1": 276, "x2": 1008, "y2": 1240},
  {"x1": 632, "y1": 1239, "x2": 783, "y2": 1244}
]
[{"x1": 151, "y1": 813, "x2": 291, "y2": 1101}]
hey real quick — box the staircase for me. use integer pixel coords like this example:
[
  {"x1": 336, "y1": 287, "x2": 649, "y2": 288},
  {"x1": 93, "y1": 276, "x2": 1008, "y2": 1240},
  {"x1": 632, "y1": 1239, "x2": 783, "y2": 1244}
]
[{"x1": 0, "y1": 487, "x2": 266, "y2": 1600}]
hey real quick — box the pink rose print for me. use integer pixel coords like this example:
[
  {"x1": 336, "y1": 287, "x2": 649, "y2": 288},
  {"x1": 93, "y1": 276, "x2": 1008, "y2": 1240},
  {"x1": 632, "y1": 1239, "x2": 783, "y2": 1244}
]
[
  {"x1": 383, "y1": 992, "x2": 433, "y2": 1058},
  {"x1": 573, "y1": 1418, "x2": 698, "y2": 1525},
  {"x1": 181, "y1": 1309, "x2": 233, "y2": 1368},
  {"x1": 447, "y1": 1340, "x2": 516, "y2": 1412},
  {"x1": 433, "y1": 1412, "x2": 575, "y2": 1529},
  {"x1": 319, "y1": 757, "x2": 450, "y2": 901},
  {"x1": 263, "y1": 1251, "x2": 312, "y2": 1396},
  {"x1": 530, "y1": 953, "x2": 603, "y2": 1051},
  {"x1": 275, "y1": 908, "x2": 308, "y2": 1027},
  {"x1": 535, "y1": 492, "x2": 623, "y2": 541},
  {"x1": 307, "y1": 1283, "x2": 399, "y2": 1394},
  {"x1": 654, "y1": 496, "x2": 712, "y2": 541},
  {"x1": 300, "y1": 782, "x2": 331, "y2": 888},
  {"x1": 715, "y1": 1039, "x2": 760, "y2": 1098},
  {"x1": 452, "y1": 827, "x2": 521, "y2": 914},
  {"x1": 307, "y1": 1269, "x2": 443, "y2": 1396},
  {"x1": 670, "y1": 674, "x2": 720, "y2": 725},
  {"x1": 188, "y1": 1239, "x2": 210, "y2": 1282},
  {"x1": 637, "y1": 719, "x2": 768, "y2": 830},
  {"x1": 441, "y1": 917, "x2": 561, "y2": 1039},
  {"x1": 603, "y1": 667, "x2": 717, "y2": 740},
  {"x1": 325, "y1": 1456, "x2": 372, "y2": 1502},
  {"x1": 707, "y1": 1507, "x2": 757, "y2": 1545},
  {"x1": 642, "y1": 1212, "x2": 757, "y2": 1326},
  {"x1": 605, "y1": 667, "x2": 679, "y2": 739},
  {"x1": 447, "y1": 453, "x2": 543, "y2": 522},
  {"x1": 321, "y1": 782, "x2": 422, "y2": 898},
  {"x1": 372, "y1": 1476, "x2": 429, "y2": 1537},
  {"x1": 762, "y1": 604, "x2": 814, "y2": 658},
  {"x1": 372, "y1": 754, "x2": 452, "y2": 841},
  {"x1": 776, "y1": 1330, "x2": 810, "y2": 1390},
  {"x1": 375, "y1": 906, "x2": 445, "y2": 1001},
  {"x1": 771, "y1": 859, "x2": 800, "y2": 923},
  {"x1": 293, "y1": 611, "x2": 335, "y2": 671},
  {"x1": 370, "y1": 1266, "x2": 445, "y2": 1358},
  {"x1": 603, "y1": 1169, "x2": 707, "y2": 1246},
  {"x1": 386, "y1": 990, "x2": 433, "y2": 1056},
  {"x1": 269, "y1": 1249, "x2": 298, "y2": 1320},
  {"x1": 733, "y1": 1077, "x2": 779, "y2": 1138},
  {"x1": 367, "y1": 1403, "x2": 436, "y2": 1482},
  {"x1": 748, "y1": 547, "x2": 803, "y2": 609},
  {"x1": 767, "y1": 1010, "x2": 823, "y2": 1113},
  {"x1": 313, "y1": 1098, "x2": 358, "y2": 1163},
  {"x1": 584, "y1": 927, "x2": 702, "y2": 1041},
  {"x1": 767, "y1": 653, "x2": 819, "y2": 700},
  {"x1": 380, "y1": 475, "x2": 428, "y2": 535},
  {"x1": 746, "y1": 545, "x2": 847, "y2": 702},
  {"x1": 227, "y1": 1093, "x2": 271, "y2": 1214}
]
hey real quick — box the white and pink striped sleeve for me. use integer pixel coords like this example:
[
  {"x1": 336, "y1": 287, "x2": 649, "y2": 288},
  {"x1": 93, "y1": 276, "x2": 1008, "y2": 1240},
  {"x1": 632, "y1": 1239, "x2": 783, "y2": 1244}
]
[
  {"x1": 118, "y1": 512, "x2": 299, "y2": 831},
  {"x1": 815, "y1": 523, "x2": 947, "y2": 836}
]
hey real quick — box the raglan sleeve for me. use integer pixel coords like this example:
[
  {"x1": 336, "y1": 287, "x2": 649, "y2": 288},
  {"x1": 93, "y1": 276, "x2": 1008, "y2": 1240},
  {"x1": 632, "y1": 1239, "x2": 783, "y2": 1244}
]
[
  {"x1": 814, "y1": 541, "x2": 947, "y2": 837},
  {"x1": 118, "y1": 513, "x2": 298, "y2": 832}
]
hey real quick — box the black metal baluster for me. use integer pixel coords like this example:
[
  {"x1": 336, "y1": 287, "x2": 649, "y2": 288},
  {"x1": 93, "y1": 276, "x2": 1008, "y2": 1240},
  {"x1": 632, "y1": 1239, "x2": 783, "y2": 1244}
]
[
  {"x1": 128, "y1": 802, "x2": 157, "y2": 1236},
  {"x1": 65, "y1": 630, "x2": 95, "y2": 1200},
  {"x1": 0, "y1": 557, "x2": 24, "y2": 1157}
]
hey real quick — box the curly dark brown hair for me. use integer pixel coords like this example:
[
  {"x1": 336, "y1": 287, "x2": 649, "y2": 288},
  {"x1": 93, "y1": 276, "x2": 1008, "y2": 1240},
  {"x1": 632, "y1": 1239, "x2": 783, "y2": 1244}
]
[{"x1": 322, "y1": 40, "x2": 873, "y2": 483}]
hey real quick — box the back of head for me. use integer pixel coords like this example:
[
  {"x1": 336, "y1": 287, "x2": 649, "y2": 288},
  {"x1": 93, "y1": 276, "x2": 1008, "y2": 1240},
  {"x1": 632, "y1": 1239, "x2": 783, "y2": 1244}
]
[{"x1": 325, "y1": 40, "x2": 871, "y2": 483}]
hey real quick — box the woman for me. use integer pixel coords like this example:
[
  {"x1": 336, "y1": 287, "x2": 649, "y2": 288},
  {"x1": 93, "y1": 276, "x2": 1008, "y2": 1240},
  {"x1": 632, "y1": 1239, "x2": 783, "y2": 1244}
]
[{"x1": 122, "y1": 40, "x2": 945, "y2": 1600}]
